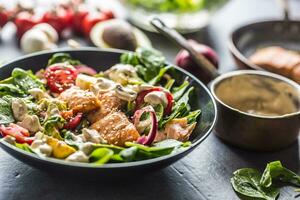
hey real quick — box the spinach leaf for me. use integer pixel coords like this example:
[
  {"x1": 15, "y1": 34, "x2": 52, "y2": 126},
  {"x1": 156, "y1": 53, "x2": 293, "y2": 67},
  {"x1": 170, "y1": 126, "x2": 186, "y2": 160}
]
[
  {"x1": 93, "y1": 144, "x2": 125, "y2": 154},
  {"x1": 125, "y1": 142, "x2": 175, "y2": 159},
  {"x1": 119, "y1": 146, "x2": 138, "y2": 162},
  {"x1": 172, "y1": 79, "x2": 189, "y2": 101},
  {"x1": 136, "y1": 47, "x2": 165, "y2": 71},
  {"x1": 260, "y1": 161, "x2": 300, "y2": 187},
  {"x1": 47, "y1": 53, "x2": 81, "y2": 66},
  {"x1": 231, "y1": 168, "x2": 279, "y2": 200},
  {"x1": 121, "y1": 47, "x2": 166, "y2": 82},
  {"x1": 148, "y1": 65, "x2": 172, "y2": 85},
  {"x1": 15, "y1": 143, "x2": 35, "y2": 153},
  {"x1": 12, "y1": 68, "x2": 45, "y2": 92},
  {"x1": 120, "y1": 52, "x2": 140, "y2": 66},
  {"x1": 89, "y1": 148, "x2": 114, "y2": 165},
  {"x1": 0, "y1": 97, "x2": 14, "y2": 124},
  {"x1": 164, "y1": 79, "x2": 175, "y2": 91},
  {"x1": 0, "y1": 83, "x2": 24, "y2": 97},
  {"x1": 186, "y1": 110, "x2": 201, "y2": 124},
  {"x1": 43, "y1": 115, "x2": 65, "y2": 140}
]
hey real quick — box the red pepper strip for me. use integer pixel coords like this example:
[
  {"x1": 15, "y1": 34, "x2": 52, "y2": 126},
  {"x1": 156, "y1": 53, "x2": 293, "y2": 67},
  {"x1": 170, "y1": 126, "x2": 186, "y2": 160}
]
[
  {"x1": 164, "y1": 92, "x2": 174, "y2": 116},
  {"x1": 135, "y1": 88, "x2": 173, "y2": 116},
  {"x1": 63, "y1": 113, "x2": 83, "y2": 130},
  {"x1": 0, "y1": 124, "x2": 34, "y2": 144},
  {"x1": 133, "y1": 106, "x2": 158, "y2": 146}
]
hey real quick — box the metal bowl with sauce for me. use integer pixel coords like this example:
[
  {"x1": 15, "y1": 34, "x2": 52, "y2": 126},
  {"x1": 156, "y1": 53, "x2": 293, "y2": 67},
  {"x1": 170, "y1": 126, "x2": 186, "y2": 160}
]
[
  {"x1": 210, "y1": 70, "x2": 300, "y2": 151},
  {"x1": 151, "y1": 18, "x2": 300, "y2": 151}
]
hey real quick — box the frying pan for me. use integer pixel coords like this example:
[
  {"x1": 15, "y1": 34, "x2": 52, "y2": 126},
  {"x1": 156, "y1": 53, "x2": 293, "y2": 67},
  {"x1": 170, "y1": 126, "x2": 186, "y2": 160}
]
[
  {"x1": 151, "y1": 18, "x2": 300, "y2": 151},
  {"x1": 229, "y1": 0, "x2": 300, "y2": 72},
  {"x1": 0, "y1": 48, "x2": 217, "y2": 178}
]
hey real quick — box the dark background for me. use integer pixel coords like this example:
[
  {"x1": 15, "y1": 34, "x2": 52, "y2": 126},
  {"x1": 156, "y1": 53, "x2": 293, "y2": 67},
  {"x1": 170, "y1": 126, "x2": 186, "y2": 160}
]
[{"x1": 0, "y1": 0, "x2": 299, "y2": 199}]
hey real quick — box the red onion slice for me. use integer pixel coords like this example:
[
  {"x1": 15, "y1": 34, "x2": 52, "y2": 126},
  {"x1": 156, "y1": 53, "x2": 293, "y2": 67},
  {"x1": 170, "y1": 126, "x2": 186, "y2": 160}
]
[
  {"x1": 133, "y1": 106, "x2": 158, "y2": 146},
  {"x1": 75, "y1": 65, "x2": 97, "y2": 75}
]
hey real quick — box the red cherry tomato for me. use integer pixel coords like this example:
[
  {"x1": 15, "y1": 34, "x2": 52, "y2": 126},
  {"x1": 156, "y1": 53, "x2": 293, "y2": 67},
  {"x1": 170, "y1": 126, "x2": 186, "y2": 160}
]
[
  {"x1": 44, "y1": 63, "x2": 78, "y2": 93},
  {"x1": 0, "y1": 6, "x2": 12, "y2": 27},
  {"x1": 14, "y1": 11, "x2": 41, "y2": 38},
  {"x1": 82, "y1": 12, "x2": 108, "y2": 37},
  {"x1": 42, "y1": 7, "x2": 73, "y2": 34},
  {"x1": 0, "y1": 124, "x2": 34, "y2": 144},
  {"x1": 63, "y1": 113, "x2": 83, "y2": 130},
  {"x1": 72, "y1": 4, "x2": 89, "y2": 36},
  {"x1": 101, "y1": 10, "x2": 115, "y2": 19}
]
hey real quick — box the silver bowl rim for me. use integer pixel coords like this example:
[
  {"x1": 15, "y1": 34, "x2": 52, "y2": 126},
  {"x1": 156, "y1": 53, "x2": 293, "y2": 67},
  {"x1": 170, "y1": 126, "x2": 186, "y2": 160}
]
[{"x1": 210, "y1": 69, "x2": 300, "y2": 119}]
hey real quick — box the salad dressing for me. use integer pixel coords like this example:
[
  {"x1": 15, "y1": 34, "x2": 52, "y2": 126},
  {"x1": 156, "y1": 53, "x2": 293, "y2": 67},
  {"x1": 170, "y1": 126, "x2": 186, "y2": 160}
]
[{"x1": 215, "y1": 74, "x2": 300, "y2": 116}]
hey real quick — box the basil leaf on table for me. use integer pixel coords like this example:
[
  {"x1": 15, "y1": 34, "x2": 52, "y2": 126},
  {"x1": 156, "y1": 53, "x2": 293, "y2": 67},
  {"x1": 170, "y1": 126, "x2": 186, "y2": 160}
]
[
  {"x1": 89, "y1": 148, "x2": 114, "y2": 165},
  {"x1": 260, "y1": 161, "x2": 300, "y2": 187},
  {"x1": 231, "y1": 168, "x2": 279, "y2": 200}
]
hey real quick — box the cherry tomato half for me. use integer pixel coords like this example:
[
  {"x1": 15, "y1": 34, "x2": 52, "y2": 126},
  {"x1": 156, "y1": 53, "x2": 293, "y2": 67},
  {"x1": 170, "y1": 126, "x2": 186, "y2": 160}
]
[{"x1": 44, "y1": 63, "x2": 78, "y2": 93}]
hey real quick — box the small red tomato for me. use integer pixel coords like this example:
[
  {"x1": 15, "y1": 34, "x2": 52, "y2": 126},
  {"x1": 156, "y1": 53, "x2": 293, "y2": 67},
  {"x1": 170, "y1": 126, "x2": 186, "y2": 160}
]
[
  {"x1": 72, "y1": 4, "x2": 89, "y2": 35},
  {"x1": 0, "y1": 6, "x2": 12, "y2": 27},
  {"x1": 42, "y1": 7, "x2": 73, "y2": 34},
  {"x1": 14, "y1": 11, "x2": 41, "y2": 38},
  {"x1": 44, "y1": 63, "x2": 78, "y2": 93},
  {"x1": 82, "y1": 12, "x2": 108, "y2": 37},
  {"x1": 63, "y1": 113, "x2": 83, "y2": 130},
  {"x1": 101, "y1": 10, "x2": 115, "y2": 19},
  {"x1": 0, "y1": 124, "x2": 34, "y2": 144}
]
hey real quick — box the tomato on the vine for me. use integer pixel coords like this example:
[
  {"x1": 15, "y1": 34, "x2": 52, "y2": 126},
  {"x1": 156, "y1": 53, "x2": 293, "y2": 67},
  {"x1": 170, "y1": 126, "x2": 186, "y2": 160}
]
[
  {"x1": 0, "y1": 6, "x2": 13, "y2": 27},
  {"x1": 82, "y1": 12, "x2": 108, "y2": 37},
  {"x1": 14, "y1": 11, "x2": 41, "y2": 38},
  {"x1": 44, "y1": 63, "x2": 78, "y2": 93},
  {"x1": 72, "y1": 4, "x2": 89, "y2": 35},
  {"x1": 42, "y1": 6, "x2": 73, "y2": 34}
]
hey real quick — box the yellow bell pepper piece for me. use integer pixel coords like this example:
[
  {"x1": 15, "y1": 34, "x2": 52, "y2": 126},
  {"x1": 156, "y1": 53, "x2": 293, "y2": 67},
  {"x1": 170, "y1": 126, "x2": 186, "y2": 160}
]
[{"x1": 46, "y1": 137, "x2": 76, "y2": 159}]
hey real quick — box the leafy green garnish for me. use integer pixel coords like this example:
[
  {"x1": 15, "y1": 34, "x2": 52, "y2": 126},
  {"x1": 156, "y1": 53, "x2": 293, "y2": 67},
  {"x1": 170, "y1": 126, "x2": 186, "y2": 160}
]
[
  {"x1": 260, "y1": 161, "x2": 300, "y2": 187},
  {"x1": 121, "y1": 47, "x2": 166, "y2": 82},
  {"x1": 12, "y1": 68, "x2": 45, "y2": 92},
  {"x1": 89, "y1": 148, "x2": 114, "y2": 165},
  {"x1": 0, "y1": 83, "x2": 24, "y2": 97},
  {"x1": 0, "y1": 97, "x2": 14, "y2": 124},
  {"x1": 15, "y1": 143, "x2": 35, "y2": 153},
  {"x1": 148, "y1": 65, "x2": 172, "y2": 85},
  {"x1": 47, "y1": 53, "x2": 81, "y2": 66},
  {"x1": 164, "y1": 79, "x2": 175, "y2": 91},
  {"x1": 43, "y1": 115, "x2": 65, "y2": 140},
  {"x1": 185, "y1": 110, "x2": 201, "y2": 124},
  {"x1": 172, "y1": 79, "x2": 189, "y2": 101},
  {"x1": 119, "y1": 146, "x2": 138, "y2": 162},
  {"x1": 231, "y1": 168, "x2": 279, "y2": 200},
  {"x1": 231, "y1": 161, "x2": 300, "y2": 200}
]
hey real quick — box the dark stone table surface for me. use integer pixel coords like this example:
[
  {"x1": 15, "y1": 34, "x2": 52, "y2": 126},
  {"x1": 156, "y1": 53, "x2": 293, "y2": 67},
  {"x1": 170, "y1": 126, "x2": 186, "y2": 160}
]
[{"x1": 0, "y1": 0, "x2": 299, "y2": 199}]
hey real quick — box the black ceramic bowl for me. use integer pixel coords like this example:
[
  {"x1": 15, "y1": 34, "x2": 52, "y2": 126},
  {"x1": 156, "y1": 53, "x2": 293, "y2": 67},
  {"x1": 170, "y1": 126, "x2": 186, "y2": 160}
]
[{"x1": 0, "y1": 48, "x2": 216, "y2": 178}]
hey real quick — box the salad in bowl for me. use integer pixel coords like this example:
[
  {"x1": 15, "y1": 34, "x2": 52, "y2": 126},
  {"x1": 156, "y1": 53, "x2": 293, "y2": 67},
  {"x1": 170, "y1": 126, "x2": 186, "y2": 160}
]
[{"x1": 0, "y1": 48, "x2": 201, "y2": 165}]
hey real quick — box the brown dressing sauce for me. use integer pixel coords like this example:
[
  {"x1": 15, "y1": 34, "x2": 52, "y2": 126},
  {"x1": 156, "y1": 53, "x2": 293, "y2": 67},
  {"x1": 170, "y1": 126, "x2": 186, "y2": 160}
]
[{"x1": 215, "y1": 74, "x2": 300, "y2": 116}]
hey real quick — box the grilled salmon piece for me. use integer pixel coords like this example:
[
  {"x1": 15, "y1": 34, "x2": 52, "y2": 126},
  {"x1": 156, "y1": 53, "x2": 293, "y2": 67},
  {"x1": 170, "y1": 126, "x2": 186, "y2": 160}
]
[
  {"x1": 58, "y1": 86, "x2": 100, "y2": 114},
  {"x1": 291, "y1": 64, "x2": 300, "y2": 84},
  {"x1": 249, "y1": 46, "x2": 300, "y2": 77},
  {"x1": 155, "y1": 118, "x2": 196, "y2": 142},
  {"x1": 90, "y1": 111, "x2": 139, "y2": 146},
  {"x1": 87, "y1": 91, "x2": 123, "y2": 123}
]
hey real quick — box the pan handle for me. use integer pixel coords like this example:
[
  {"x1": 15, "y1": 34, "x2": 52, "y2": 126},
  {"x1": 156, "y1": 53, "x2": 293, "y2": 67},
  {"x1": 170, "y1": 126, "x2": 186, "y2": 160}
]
[
  {"x1": 150, "y1": 18, "x2": 220, "y2": 81},
  {"x1": 278, "y1": 0, "x2": 290, "y2": 21}
]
